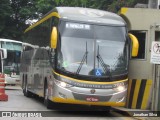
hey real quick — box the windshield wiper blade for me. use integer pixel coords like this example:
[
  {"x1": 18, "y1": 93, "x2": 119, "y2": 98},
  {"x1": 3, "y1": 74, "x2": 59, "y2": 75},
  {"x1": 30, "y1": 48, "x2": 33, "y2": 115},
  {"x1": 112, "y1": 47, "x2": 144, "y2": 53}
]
[
  {"x1": 97, "y1": 45, "x2": 112, "y2": 78},
  {"x1": 76, "y1": 42, "x2": 88, "y2": 75}
]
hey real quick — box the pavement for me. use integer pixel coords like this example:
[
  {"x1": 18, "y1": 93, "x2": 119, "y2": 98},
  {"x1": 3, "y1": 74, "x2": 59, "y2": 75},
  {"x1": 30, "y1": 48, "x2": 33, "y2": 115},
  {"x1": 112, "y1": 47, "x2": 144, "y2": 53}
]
[{"x1": 2, "y1": 85, "x2": 160, "y2": 120}]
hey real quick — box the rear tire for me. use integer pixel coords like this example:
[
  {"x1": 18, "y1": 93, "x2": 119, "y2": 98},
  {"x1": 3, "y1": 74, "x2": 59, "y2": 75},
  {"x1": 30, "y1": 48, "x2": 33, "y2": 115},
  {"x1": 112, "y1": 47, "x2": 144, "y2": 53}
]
[
  {"x1": 24, "y1": 76, "x2": 32, "y2": 97},
  {"x1": 22, "y1": 75, "x2": 25, "y2": 94}
]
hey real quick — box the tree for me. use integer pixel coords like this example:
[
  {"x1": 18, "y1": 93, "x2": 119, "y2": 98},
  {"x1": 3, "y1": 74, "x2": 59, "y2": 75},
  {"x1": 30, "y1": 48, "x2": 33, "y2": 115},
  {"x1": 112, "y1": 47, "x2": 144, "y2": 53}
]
[
  {"x1": 107, "y1": 0, "x2": 135, "y2": 12},
  {"x1": 0, "y1": 0, "x2": 12, "y2": 38},
  {"x1": 8, "y1": 0, "x2": 57, "y2": 40},
  {"x1": 0, "y1": 0, "x2": 145, "y2": 40},
  {"x1": 8, "y1": 0, "x2": 37, "y2": 40},
  {"x1": 53, "y1": 0, "x2": 139, "y2": 12},
  {"x1": 35, "y1": 0, "x2": 56, "y2": 15}
]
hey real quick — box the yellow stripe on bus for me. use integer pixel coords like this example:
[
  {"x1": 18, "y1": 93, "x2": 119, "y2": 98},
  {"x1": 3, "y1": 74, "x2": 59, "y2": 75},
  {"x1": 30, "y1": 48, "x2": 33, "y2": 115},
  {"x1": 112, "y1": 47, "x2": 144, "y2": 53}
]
[
  {"x1": 53, "y1": 71, "x2": 128, "y2": 85},
  {"x1": 141, "y1": 80, "x2": 152, "y2": 109},
  {"x1": 52, "y1": 97, "x2": 125, "y2": 107},
  {"x1": 25, "y1": 12, "x2": 60, "y2": 33},
  {"x1": 131, "y1": 79, "x2": 141, "y2": 109}
]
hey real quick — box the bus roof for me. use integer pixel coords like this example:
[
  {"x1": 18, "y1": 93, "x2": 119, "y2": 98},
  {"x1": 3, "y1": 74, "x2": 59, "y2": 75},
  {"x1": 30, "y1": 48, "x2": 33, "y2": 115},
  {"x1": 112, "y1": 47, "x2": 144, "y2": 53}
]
[
  {"x1": 56, "y1": 7, "x2": 126, "y2": 26},
  {"x1": 25, "y1": 7, "x2": 126, "y2": 33},
  {"x1": 0, "y1": 38, "x2": 22, "y2": 44}
]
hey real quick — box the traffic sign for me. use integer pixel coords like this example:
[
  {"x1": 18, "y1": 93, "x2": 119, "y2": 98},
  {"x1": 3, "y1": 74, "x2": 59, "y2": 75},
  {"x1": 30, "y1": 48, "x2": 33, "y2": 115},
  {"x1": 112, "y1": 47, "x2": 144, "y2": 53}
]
[
  {"x1": 151, "y1": 41, "x2": 160, "y2": 64},
  {"x1": 95, "y1": 69, "x2": 102, "y2": 76}
]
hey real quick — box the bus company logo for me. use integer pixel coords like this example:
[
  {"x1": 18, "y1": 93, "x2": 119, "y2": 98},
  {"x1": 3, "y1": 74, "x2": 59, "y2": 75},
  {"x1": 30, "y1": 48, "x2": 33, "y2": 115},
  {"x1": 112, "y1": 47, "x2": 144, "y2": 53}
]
[
  {"x1": 79, "y1": 9, "x2": 105, "y2": 17},
  {"x1": 90, "y1": 89, "x2": 96, "y2": 94}
]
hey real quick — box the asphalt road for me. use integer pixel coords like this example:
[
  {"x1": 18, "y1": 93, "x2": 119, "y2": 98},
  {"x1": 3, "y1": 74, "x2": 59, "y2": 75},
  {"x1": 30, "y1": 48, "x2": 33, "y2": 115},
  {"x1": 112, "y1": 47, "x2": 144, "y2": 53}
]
[{"x1": 0, "y1": 86, "x2": 139, "y2": 120}]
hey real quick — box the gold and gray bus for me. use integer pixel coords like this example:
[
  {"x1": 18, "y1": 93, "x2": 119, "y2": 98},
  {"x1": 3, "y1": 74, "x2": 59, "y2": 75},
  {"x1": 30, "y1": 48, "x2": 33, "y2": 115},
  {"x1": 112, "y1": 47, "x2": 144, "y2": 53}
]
[{"x1": 20, "y1": 7, "x2": 139, "y2": 109}]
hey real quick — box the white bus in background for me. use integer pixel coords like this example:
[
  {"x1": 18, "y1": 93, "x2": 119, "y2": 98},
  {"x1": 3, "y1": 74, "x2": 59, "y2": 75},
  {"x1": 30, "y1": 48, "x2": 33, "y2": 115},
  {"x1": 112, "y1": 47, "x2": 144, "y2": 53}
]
[{"x1": 0, "y1": 38, "x2": 33, "y2": 86}]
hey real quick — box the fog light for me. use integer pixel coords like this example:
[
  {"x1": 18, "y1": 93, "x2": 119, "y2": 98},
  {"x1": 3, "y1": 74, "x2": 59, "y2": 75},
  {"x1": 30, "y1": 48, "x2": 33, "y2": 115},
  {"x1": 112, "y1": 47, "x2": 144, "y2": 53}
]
[
  {"x1": 55, "y1": 80, "x2": 73, "y2": 88},
  {"x1": 59, "y1": 92, "x2": 67, "y2": 99},
  {"x1": 60, "y1": 82, "x2": 67, "y2": 88}
]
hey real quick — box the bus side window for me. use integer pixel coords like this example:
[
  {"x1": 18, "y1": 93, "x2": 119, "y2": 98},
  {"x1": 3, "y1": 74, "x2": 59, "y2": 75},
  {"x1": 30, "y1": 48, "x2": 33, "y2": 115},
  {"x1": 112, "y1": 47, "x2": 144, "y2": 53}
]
[{"x1": 130, "y1": 31, "x2": 146, "y2": 59}]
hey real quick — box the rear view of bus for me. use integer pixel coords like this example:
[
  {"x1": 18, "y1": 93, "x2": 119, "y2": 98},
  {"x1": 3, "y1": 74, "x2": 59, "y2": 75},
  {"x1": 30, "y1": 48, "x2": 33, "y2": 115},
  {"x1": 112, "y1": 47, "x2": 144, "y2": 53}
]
[{"x1": 21, "y1": 7, "x2": 139, "y2": 109}]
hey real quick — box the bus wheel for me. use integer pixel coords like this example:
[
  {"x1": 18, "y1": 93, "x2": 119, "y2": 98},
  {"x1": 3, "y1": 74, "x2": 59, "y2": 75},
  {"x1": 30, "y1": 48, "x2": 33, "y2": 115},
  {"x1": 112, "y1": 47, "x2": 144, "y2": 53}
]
[
  {"x1": 44, "y1": 83, "x2": 52, "y2": 109},
  {"x1": 24, "y1": 79, "x2": 32, "y2": 97}
]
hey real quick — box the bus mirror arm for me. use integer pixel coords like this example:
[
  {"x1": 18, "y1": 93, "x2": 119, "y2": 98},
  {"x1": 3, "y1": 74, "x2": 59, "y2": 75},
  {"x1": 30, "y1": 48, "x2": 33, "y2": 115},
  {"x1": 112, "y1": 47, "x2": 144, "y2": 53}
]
[
  {"x1": 128, "y1": 33, "x2": 139, "y2": 57},
  {"x1": 0, "y1": 48, "x2": 7, "y2": 59},
  {"x1": 0, "y1": 48, "x2": 7, "y2": 73},
  {"x1": 50, "y1": 27, "x2": 58, "y2": 49}
]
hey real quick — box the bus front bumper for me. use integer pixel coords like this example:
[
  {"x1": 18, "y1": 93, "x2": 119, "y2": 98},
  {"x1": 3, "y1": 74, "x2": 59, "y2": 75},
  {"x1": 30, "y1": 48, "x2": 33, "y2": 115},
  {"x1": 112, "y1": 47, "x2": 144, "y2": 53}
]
[{"x1": 50, "y1": 82, "x2": 127, "y2": 107}]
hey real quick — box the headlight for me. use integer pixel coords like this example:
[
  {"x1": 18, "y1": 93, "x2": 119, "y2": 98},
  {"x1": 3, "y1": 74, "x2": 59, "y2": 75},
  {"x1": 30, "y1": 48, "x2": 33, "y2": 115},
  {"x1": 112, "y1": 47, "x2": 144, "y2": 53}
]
[
  {"x1": 55, "y1": 80, "x2": 73, "y2": 88},
  {"x1": 116, "y1": 86, "x2": 125, "y2": 91},
  {"x1": 113, "y1": 85, "x2": 125, "y2": 92}
]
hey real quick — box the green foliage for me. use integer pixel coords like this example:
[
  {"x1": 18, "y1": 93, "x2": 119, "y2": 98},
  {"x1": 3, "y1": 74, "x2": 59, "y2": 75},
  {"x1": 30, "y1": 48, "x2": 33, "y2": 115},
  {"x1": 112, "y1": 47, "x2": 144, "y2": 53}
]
[
  {"x1": 35, "y1": 0, "x2": 56, "y2": 15},
  {"x1": 53, "y1": 0, "x2": 138, "y2": 12},
  {"x1": 0, "y1": 0, "x2": 147, "y2": 40},
  {"x1": 107, "y1": 0, "x2": 136, "y2": 12},
  {"x1": 0, "y1": 0, "x2": 12, "y2": 37}
]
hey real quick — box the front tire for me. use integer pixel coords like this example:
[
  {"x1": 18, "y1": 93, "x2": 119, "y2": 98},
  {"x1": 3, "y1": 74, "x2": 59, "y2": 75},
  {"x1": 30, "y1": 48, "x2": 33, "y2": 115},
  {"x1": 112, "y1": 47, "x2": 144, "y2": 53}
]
[{"x1": 44, "y1": 83, "x2": 52, "y2": 109}]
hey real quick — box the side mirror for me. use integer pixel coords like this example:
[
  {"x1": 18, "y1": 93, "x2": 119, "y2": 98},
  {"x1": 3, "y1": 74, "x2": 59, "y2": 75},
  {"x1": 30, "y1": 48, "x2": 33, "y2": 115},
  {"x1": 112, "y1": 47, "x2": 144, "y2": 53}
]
[
  {"x1": 128, "y1": 33, "x2": 139, "y2": 57},
  {"x1": 0, "y1": 48, "x2": 7, "y2": 59},
  {"x1": 50, "y1": 27, "x2": 58, "y2": 49}
]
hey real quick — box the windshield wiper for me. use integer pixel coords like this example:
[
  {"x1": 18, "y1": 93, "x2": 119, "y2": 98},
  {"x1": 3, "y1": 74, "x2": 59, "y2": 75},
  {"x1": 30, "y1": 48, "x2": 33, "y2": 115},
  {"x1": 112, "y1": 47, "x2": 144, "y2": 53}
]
[
  {"x1": 76, "y1": 42, "x2": 88, "y2": 75},
  {"x1": 97, "y1": 45, "x2": 112, "y2": 78}
]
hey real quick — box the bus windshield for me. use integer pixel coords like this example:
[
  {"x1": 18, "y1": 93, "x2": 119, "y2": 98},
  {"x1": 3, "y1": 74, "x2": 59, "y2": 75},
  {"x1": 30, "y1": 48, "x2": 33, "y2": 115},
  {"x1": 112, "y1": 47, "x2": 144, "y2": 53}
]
[{"x1": 56, "y1": 21, "x2": 128, "y2": 79}]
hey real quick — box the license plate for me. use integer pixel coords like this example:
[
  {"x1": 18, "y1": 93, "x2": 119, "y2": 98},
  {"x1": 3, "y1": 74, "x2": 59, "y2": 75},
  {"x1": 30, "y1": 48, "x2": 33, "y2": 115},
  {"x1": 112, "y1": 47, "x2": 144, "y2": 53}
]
[{"x1": 86, "y1": 97, "x2": 99, "y2": 102}]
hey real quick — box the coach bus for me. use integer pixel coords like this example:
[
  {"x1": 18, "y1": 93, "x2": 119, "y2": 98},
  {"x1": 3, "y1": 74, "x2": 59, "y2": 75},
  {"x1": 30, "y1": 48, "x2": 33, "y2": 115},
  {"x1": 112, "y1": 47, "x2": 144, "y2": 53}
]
[
  {"x1": 20, "y1": 7, "x2": 139, "y2": 109},
  {"x1": 0, "y1": 39, "x2": 34, "y2": 86},
  {"x1": 0, "y1": 39, "x2": 23, "y2": 85}
]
